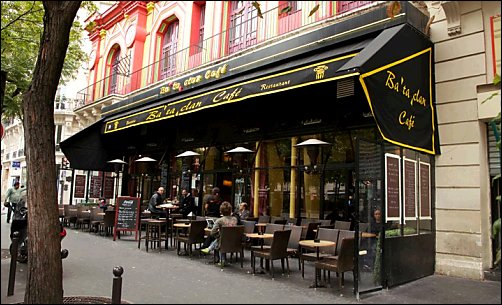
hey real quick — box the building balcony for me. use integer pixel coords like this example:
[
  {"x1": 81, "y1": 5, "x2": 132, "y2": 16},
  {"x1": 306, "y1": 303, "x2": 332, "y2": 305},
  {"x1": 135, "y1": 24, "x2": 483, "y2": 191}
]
[{"x1": 75, "y1": 1, "x2": 378, "y2": 113}]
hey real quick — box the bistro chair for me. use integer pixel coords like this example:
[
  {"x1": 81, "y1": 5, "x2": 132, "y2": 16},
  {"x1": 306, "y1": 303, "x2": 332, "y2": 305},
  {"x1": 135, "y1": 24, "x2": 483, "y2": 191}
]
[
  {"x1": 258, "y1": 215, "x2": 271, "y2": 224},
  {"x1": 300, "y1": 228, "x2": 339, "y2": 278},
  {"x1": 252, "y1": 229, "x2": 292, "y2": 278},
  {"x1": 314, "y1": 237, "x2": 356, "y2": 289},
  {"x1": 76, "y1": 205, "x2": 91, "y2": 230},
  {"x1": 286, "y1": 225, "x2": 304, "y2": 270},
  {"x1": 334, "y1": 220, "x2": 351, "y2": 230},
  {"x1": 63, "y1": 205, "x2": 78, "y2": 228},
  {"x1": 89, "y1": 207, "x2": 104, "y2": 234},
  {"x1": 175, "y1": 220, "x2": 206, "y2": 258},
  {"x1": 251, "y1": 223, "x2": 284, "y2": 250},
  {"x1": 304, "y1": 222, "x2": 321, "y2": 240},
  {"x1": 336, "y1": 230, "x2": 355, "y2": 255},
  {"x1": 214, "y1": 225, "x2": 245, "y2": 268}
]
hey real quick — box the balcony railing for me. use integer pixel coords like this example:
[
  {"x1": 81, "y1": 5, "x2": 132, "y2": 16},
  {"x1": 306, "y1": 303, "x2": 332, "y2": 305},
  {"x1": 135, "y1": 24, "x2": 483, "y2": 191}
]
[{"x1": 76, "y1": 1, "x2": 373, "y2": 108}]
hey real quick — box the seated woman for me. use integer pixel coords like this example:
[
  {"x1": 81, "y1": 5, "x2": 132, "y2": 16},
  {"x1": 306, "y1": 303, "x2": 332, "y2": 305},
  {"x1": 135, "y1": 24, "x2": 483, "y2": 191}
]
[{"x1": 200, "y1": 201, "x2": 238, "y2": 264}]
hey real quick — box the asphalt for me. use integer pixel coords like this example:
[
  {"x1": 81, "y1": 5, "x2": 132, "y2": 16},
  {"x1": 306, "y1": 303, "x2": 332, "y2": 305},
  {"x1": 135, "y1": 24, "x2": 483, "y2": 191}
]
[{"x1": 1, "y1": 211, "x2": 500, "y2": 304}]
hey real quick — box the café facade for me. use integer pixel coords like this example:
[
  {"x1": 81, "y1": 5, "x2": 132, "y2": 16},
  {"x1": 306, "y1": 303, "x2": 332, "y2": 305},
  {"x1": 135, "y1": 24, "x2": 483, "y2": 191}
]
[{"x1": 60, "y1": 1, "x2": 478, "y2": 295}]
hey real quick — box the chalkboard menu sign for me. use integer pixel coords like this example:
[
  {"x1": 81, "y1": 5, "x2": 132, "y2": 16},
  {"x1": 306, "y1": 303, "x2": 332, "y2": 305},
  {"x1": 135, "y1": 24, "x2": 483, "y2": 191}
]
[
  {"x1": 419, "y1": 162, "x2": 431, "y2": 219},
  {"x1": 74, "y1": 175, "x2": 86, "y2": 198},
  {"x1": 90, "y1": 175, "x2": 102, "y2": 198},
  {"x1": 403, "y1": 158, "x2": 417, "y2": 220},
  {"x1": 103, "y1": 176, "x2": 115, "y2": 199},
  {"x1": 113, "y1": 196, "x2": 140, "y2": 241},
  {"x1": 385, "y1": 154, "x2": 401, "y2": 221}
]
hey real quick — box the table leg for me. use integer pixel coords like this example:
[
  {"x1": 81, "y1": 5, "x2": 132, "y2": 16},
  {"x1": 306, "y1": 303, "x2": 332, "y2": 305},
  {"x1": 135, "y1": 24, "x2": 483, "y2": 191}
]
[{"x1": 309, "y1": 247, "x2": 326, "y2": 288}]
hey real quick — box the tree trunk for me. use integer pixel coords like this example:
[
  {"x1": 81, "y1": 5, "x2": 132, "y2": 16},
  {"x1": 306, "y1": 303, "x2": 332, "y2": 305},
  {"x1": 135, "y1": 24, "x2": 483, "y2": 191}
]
[{"x1": 22, "y1": 2, "x2": 81, "y2": 304}]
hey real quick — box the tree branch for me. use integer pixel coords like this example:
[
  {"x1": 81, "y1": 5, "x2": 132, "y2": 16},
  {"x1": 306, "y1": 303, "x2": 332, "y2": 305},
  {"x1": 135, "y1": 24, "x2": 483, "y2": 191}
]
[{"x1": 1, "y1": 2, "x2": 42, "y2": 32}]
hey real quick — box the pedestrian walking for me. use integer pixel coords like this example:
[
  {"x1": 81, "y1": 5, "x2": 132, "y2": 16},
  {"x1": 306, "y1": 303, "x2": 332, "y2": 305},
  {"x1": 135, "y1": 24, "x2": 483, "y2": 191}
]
[{"x1": 4, "y1": 181, "x2": 23, "y2": 223}]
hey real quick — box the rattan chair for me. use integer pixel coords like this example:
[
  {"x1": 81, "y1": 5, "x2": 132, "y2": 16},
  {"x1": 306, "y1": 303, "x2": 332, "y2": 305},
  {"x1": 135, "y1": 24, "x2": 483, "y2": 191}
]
[
  {"x1": 314, "y1": 237, "x2": 356, "y2": 289},
  {"x1": 251, "y1": 229, "x2": 292, "y2": 278},
  {"x1": 214, "y1": 225, "x2": 245, "y2": 268},
  {"x1": 175, "y1": 220, "x2": 206, "y2": 258}
]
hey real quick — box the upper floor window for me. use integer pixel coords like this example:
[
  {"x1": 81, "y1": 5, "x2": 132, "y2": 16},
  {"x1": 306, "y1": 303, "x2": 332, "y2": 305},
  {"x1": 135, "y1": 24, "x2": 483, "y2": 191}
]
[
  {"x1": 336, "y1": 1, "x2": 372, "y2": 14},
  {"x1": 55, "y1": 95, "x2": 67, "y2": 110},
  {"x1": 189, "y1": 2, "x2": 206, "y2": 68},
  {"x1": 55, "y1": 124, "x2": 63, "y2": 146},
  {"x1": 228, "y1": 1, "x2": 258, "y2": 55},
  {"x1": 160, "y1": 19, "x2": 179, "y2": 79},
  {"x1": 106, "y1": 45, "x2": 121, "y2": 95},
  {"x1": 278, "y1": 1, "x2": 301, "y2": 34},
  {"x1": 198, "y1": 4, "x2": 206, "y2": 51}
]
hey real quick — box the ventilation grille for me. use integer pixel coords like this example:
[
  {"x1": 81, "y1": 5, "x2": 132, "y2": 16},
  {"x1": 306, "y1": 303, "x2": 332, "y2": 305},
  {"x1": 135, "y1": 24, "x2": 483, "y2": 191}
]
[{"x1": 337, "y1": 78, "x2": 354, "y2": 98}]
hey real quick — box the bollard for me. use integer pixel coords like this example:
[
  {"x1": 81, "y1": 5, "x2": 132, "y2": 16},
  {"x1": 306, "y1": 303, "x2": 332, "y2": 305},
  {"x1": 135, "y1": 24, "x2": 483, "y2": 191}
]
[
  {"x1": 111, "y1": 266, "x2": 124, "y2": 304},
  {"x1": 7, "y1": 231, "x2": 19, "y2": 296}
]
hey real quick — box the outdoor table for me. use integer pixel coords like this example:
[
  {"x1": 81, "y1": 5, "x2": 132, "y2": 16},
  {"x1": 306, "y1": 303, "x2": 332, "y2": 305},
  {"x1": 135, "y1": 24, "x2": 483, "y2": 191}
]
[{"x1": 299, "y1": 240, "x2": 336, "y2": 288}]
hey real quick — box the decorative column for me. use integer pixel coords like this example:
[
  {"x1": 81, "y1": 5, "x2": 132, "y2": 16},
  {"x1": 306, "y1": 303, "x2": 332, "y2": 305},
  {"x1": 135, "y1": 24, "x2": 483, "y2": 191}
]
[
  {"x1": 253, "y1": 143, "x2": 261, "y2": 218},
  {"x1": 289, "y1": 137, "x2": 297, "y2": 219}
]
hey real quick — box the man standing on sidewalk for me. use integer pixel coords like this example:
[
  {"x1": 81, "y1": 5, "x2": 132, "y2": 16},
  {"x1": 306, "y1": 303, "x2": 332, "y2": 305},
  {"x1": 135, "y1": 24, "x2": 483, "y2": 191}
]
[{"x1": 4, "y1": 181, "x2": 23, "y2": 223}]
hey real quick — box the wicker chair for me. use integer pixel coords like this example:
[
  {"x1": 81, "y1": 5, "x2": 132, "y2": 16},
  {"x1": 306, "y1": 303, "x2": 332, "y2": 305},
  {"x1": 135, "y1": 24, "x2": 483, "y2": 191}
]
[
  {"x1": 214, "y1": 225, "x2": 245, "y2": 268},
  {"x1": 314, "y1": 237, "x2": 356, "y2": 289},
  {"x1": 300, "y1": 228, "x2": 339, "y2": 278},
  {"x1": 175, "y1": 220, "x2": 206, "y2": 258},
  {"x1": 252, "y1": 229, "x2": 292, "y2": 278},
  {"x1": 286, "y1": 225, "x2": 304, "y2": 270}
]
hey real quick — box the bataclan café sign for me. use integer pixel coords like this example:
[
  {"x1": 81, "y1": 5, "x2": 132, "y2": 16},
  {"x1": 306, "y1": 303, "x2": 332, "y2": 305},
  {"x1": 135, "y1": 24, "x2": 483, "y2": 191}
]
[
  {"x1": 103, "y1": 53, "x2": 358, "y2": 135},
  {"x1": 359, "y1": 48, "x2": 439, "y2": 155}
]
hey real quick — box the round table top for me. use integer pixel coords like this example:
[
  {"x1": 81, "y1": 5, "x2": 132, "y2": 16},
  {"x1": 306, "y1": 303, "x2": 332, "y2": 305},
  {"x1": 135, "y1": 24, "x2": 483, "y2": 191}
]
[
  {"x1": 173, "y1": 223, "x2": 190, "y2": 228},
  {"x1": 245, "y1": 233, "x2": 273, "y2": 239},
  {"x1": 299, "y1": 240, "x2": 335, "y2": 247},
  {"x1": 255, "y1": 223, "x2": 267, "y2": 227}
]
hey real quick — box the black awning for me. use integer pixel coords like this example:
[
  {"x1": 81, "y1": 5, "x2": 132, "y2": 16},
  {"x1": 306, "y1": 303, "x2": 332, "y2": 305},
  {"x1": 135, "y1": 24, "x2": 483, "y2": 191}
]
[
  {"x1": 338, "y1": 24, "x2": 440, "y2": 155},
  {"x1": 59, "y1": 119, "x2": 113, "y2": 171},
  {"x1": 100, "y1": 38, "x2": 372, "y2": 134}
]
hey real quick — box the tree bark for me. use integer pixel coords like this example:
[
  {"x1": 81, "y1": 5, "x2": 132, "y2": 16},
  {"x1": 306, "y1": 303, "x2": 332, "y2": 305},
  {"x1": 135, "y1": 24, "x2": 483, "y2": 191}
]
[{"x1": 22, "y1": 2, "x2": 81, "y2": 304}]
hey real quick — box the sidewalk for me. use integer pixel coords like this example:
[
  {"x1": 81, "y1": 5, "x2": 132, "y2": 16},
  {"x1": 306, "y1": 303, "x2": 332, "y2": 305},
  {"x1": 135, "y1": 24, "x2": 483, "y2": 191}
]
[{"x1": 1, "y1": 213, "x2": 500, "y2": 304}]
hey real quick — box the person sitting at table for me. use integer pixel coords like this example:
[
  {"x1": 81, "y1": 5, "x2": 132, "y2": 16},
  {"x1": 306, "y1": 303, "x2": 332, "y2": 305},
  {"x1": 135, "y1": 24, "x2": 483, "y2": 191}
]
[
  {"x1": 175, "y1": 188, "x2": 195, "y2": 218},
  {"x1": 204, "y1": 187, "x2": 222, "y2": 217},
  {"x1": 236, "y1": 202, "x2": 249, "y2": 220},
  {"x1": 200, "y1": 201, "x2": 238, "y2": 264},
  {"x1": 148, "y1": 187, "x2": 167, "y2": 218}
]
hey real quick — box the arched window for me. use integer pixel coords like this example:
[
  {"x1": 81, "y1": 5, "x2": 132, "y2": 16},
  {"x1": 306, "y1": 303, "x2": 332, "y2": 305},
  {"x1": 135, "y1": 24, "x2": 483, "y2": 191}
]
[
  {"x1": 228, "y1": 1, "x2": 257, "y2": 55},
  {"x1": 160, "y1": 19, "x2": 179, "y2": 79},
  {"x1": 106, "y1": 45, "x2": 121, "y2": 95}
]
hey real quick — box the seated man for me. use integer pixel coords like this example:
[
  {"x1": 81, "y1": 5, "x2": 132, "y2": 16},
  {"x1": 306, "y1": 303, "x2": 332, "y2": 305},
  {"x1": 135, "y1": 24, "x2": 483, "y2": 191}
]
[
  {"x1": 148, "y1": 187, "x2": 167, "y2": 218},
  {"x1": 176, "y1": 188, "x2": 195, "y2": 218}
]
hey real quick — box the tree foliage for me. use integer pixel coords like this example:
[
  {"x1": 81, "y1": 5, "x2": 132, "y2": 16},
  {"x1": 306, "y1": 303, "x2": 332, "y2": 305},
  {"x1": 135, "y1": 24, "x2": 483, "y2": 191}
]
[{"x1": 0, "y1": 1, "x2": 90, "y2": 120}]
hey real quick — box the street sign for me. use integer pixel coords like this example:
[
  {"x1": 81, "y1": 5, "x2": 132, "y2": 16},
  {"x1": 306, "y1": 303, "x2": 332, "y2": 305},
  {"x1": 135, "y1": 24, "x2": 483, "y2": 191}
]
[{"x1": 12, "y1": 161, "x2": 21, "y2": 168}]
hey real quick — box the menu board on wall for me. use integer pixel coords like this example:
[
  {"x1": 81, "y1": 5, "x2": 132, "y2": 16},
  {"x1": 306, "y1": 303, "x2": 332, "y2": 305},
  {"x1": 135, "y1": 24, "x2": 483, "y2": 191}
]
[
  {"x1": 90, "y1": 175, "x2": 102, "y2": 198},
  {"x1": 74, "y1": 175, "x2": 86, "y2": 198},
  {"x1": 113, "y1": 196, "x2": 140, "y2": 241},
  {"x1": 385, "y1": 153, "x2": 401, "y2": 222},
  {"x1": 404, "y1": 158, "x2": 417, "y2": 220},
  {"x1": 103, "y1": 176, "x2": 115, "y2": 199},
  {"x1": 419, "y1": 162, "x2": 431, "y2": 219}
]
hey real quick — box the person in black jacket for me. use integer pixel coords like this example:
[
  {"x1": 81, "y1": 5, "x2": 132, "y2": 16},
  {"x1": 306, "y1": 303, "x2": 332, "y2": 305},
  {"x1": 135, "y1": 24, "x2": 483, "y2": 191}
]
[
  {"x1": 176, "y1": 188, "x2": 195, "y2": 218},
  {"x1": 204, "y1": 187, "x2": 221, "y2": 217},
  {"x1": 148, "y1": 187, "x2": 167, "y2": 218}
]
